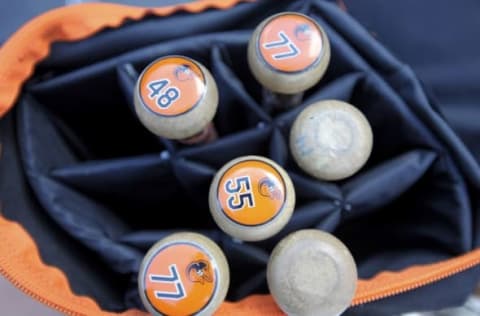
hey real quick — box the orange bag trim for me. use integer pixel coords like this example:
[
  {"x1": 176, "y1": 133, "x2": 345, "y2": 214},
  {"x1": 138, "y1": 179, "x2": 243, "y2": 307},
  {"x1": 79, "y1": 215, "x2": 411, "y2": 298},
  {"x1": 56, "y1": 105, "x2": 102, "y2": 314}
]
[
  {"x1": 353, "y1": 249, "x2": 480, "y2": 306},
  {"x1": 0, "y1": 213, "x2": 284, "y2": 315},
  {"x1": 1, "y1": 214, "x2": 480, "y2": 315},
  {"x1": 0, "y1": 1, "x2": 479, "y2": 315},
  {"x1": 0, "y1": 0, "x2": 253, "y2": 117}
]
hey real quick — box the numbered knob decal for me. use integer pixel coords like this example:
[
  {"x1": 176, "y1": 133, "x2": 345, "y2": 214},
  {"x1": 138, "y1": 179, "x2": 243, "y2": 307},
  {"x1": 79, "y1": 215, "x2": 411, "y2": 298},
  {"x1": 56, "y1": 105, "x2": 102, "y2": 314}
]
[
  {"x1": 258, "y1": 13, "x2": 324, "y2": 73},
  {"x1": 224, "y1": 176, "x2": 255, "y2": 211},
  {"x1": 139, "y1": 56, "x2": 206, "y2": 116},
  {"x1": 142, "y1": 242, "x2": 218, "y2": 315},
  {"x1": 149, "y1": 264, "x2": 186, "y2": 300},
  {"x1": 216, "y1": 159, "x2": 287, "y2": 226},
  {"x1": 262, "y1": 31, "x2": 299, "y2": 60},
  {"x1": 147, "y1": 79, "x2": 181, "y2": 109}
]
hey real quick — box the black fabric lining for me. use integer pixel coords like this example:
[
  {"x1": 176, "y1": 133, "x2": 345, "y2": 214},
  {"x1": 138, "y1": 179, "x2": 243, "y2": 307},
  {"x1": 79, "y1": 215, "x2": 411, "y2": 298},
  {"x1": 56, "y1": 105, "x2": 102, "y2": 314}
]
[{"x1": 9, "y1": 0, "x2": 479, "y2": 313}]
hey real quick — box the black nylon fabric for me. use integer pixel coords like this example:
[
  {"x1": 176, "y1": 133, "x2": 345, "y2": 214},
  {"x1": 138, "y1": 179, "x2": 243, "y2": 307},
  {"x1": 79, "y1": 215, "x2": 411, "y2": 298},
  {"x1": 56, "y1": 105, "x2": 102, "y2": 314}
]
[
  {"x1": 344, "y1": 0, "x2": 480, "y2": 170},
  {"x1": 2, "y1": 0, "x2": 480, "y2": 314}
]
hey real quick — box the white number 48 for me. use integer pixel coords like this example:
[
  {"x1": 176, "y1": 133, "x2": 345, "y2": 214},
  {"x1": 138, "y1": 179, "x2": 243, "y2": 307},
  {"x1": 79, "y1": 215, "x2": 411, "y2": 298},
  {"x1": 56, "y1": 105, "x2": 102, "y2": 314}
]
[{"x1": 148, "y1": 79, "x2": 180, "y2": 109}]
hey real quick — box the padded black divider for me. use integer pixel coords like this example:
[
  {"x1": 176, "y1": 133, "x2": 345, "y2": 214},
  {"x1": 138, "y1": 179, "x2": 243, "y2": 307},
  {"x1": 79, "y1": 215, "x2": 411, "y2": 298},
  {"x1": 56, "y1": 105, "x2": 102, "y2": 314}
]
[{"x1": 7, "y1": 0, "x2": 480, "y2": 313}]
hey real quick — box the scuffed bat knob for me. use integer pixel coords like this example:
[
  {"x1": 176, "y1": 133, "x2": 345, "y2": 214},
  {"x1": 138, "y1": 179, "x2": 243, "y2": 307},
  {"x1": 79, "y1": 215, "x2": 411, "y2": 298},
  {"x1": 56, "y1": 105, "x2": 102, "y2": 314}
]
[
  {"x1": 267, "y1": 229, "x2": 357, "y2": 316},
  {"x1": 290, "y1": 100, "x2": 373, "y2": 180}
]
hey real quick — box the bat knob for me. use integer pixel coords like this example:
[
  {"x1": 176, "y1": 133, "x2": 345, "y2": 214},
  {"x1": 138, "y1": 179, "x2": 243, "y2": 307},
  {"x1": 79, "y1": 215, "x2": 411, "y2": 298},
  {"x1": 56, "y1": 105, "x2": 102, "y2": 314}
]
[
  {"x1": 209, "y1": 155, "x2": 295, "y2": 241},
  {"x1": 290, "y1": 100, "x2": 373, "y2": 180},
  {"x1": 138, "y1": 232, "x2": 229, "y2": 316},
  {"x1": 248, "y1": 12, "x2": 330, "y2": 95},
  {"x1": 267, "y1": 229, "x2": 357, "y2": 316},
  {"x1": 134, "y1": 55, "x2": 218, "y2": 141}
]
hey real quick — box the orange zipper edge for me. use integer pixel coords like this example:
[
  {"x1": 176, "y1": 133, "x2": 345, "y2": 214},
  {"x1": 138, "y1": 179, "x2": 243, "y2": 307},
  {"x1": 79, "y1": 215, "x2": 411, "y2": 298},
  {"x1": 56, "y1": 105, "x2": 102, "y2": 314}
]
[
  {"x1": 0, "y1": 216, "x2": 147, "y2": 316},
  {"x1": 1, "y1": 245, "x2": 479, "y2": 315},
  {"x1": 352, "y1": 249, "x2": 480, "y2": 306},
  {"x1": 0, "y1": 0, "x2": 255, "y2": 117}
]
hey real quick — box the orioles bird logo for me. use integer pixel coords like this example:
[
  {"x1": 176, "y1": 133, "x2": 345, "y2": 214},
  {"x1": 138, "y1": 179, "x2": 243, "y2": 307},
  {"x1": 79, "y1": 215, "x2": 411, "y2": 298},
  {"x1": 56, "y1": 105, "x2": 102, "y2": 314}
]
[
  {"x1": 294, "y1": 24, "x2": 313, "y2": 41},
  {"x1": 174, "y1": 64, "x2": 194, "y2": 81},
  {"x1": 258, "y1": 177, "x2": 282, "y2": 200},
  {"x1": 186, "y1": 260, "x2": 213, "y2": 284}
]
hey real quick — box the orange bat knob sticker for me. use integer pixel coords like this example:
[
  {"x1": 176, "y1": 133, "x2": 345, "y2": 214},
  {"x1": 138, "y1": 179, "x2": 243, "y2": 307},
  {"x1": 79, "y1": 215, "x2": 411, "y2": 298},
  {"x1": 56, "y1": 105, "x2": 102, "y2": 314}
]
[
  {"x1": 138, "y1": 233, "x2": 229, "y2": 316},
  {"x1": 209, "y1": 156, "x2": 296, "y2": 241}
]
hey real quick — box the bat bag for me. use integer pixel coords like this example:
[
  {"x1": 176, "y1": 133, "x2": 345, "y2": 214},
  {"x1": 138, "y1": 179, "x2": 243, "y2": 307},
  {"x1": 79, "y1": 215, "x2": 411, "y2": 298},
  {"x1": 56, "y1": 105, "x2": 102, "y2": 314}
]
[{"x1": 1, "y1": 0, "x2": 480, "y2": 315}]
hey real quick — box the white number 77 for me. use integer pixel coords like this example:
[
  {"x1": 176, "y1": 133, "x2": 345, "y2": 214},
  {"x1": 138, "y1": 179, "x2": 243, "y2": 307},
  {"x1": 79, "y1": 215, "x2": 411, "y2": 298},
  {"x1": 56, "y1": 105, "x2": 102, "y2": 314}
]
[
  {"x1": 262, "y1": 31, "x2": 300, "y2": 60},
  {"x1": 149, "y1": 264, "x2": 186, "y2": 300}
]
